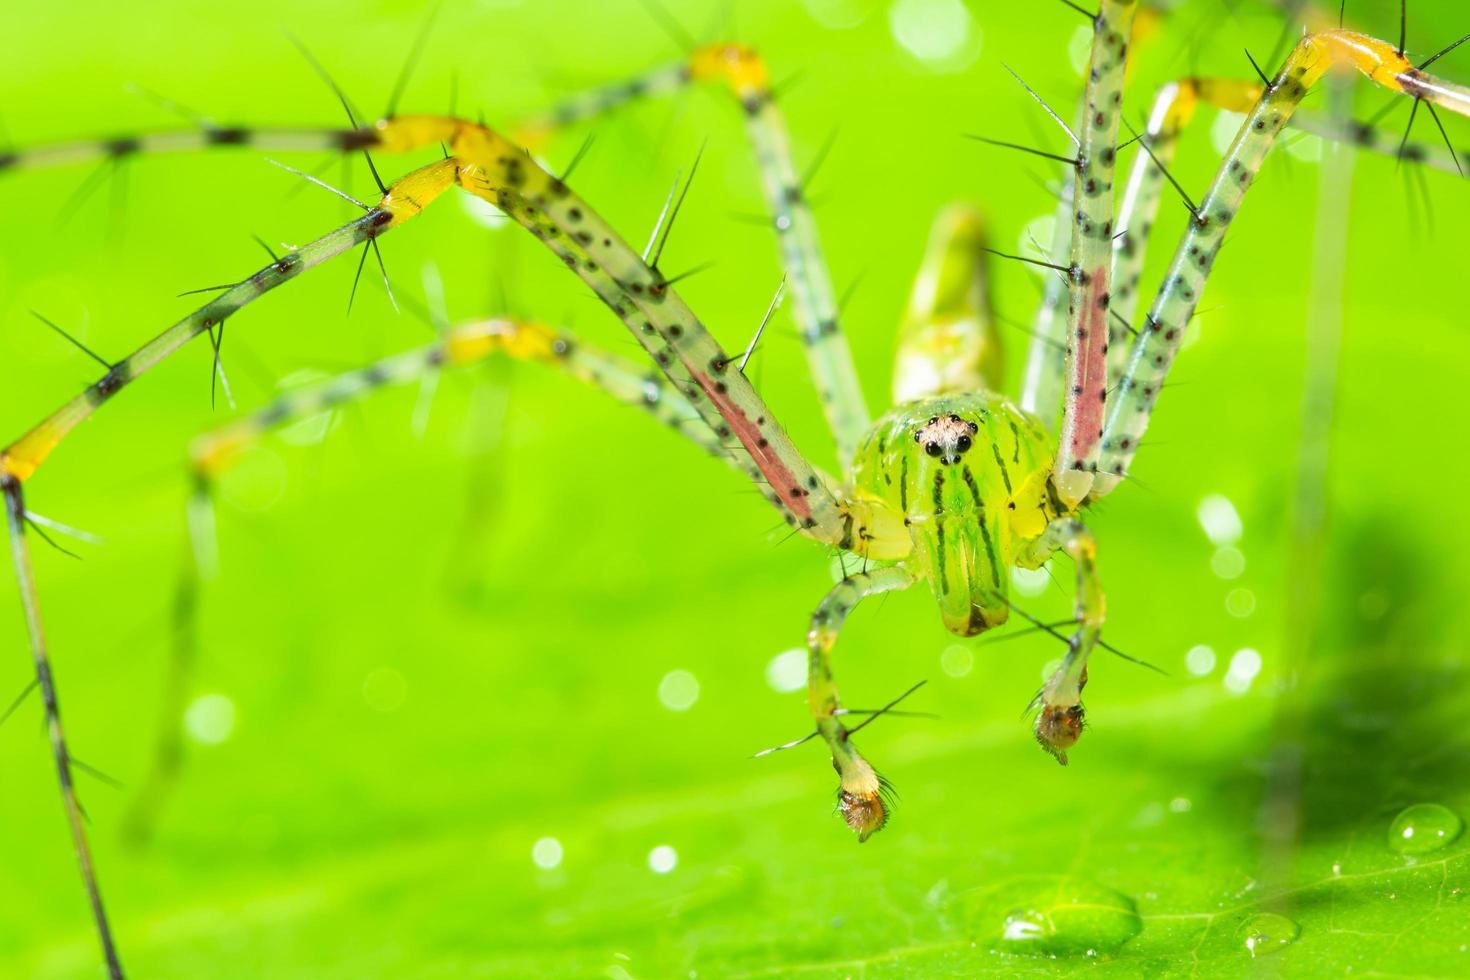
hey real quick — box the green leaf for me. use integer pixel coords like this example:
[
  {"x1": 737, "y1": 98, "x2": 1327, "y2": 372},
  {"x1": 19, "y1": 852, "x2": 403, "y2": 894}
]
[{"x1": 2, "y1": 1, "x2": 1470, "y2": 977}]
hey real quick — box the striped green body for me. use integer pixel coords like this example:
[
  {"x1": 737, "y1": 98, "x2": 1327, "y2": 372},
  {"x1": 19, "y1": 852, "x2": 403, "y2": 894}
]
[{"x1": 850, "y1": 393, "x2": 1056, "y2": 636}]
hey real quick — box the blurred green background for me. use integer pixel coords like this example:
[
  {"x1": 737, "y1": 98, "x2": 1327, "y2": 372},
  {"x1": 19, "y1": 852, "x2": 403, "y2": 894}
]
[{"x1": 2, "y1": 0, "x2": 1468, "y2": 976}]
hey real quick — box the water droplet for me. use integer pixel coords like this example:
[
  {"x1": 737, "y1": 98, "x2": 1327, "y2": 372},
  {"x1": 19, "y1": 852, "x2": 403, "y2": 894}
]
[
  {"x1": 959, "y1": 877, "x2": 1141, "y2": 955},
  {"x1": 531, "y1": 836, "x2": 563, "y2": 870},
  {"x1": 1225, "y1": 587, "x2": 1256, "y2": 618},
  {"x1": 657, "y1": 670, "x2": 699, "y2": 711},
  {"x1": 765, "y1": 649, "x2": 807, "y2": 693},
  {"x1": 1011, "y1": 562, "x2": 1051, "y2": 597},
  {"x1": 1210, "y1": 546, "x2": 1245, "y2": 580},
  {"x1": 183, "y1": 693, "x2": 236, "y2": 745},
  {"x1": 1388, "y1": 803, "x2": 1464, "y2": 855},
  {"x1": 1223, "y1": 647, "x2": 1262, "y2": 694},
  {"x1": 1239, "y1": 913, "x2": 1299, "y2": 956},
  {"x1": 648, "y1": 844, "x2": 678, "y2": 873},
  {"x1": 1197, "y1": 494, "x2": 1243, "y2": 545},
  {"x1": 888, "y1": 0, "x2": 981, "y2": 72},
  {"x1": 1185, "y1": 644, "x2": 1216, "y2": 677},
  {"x1": 940, "y1": 644, "x2": 973, "y2": 678}
]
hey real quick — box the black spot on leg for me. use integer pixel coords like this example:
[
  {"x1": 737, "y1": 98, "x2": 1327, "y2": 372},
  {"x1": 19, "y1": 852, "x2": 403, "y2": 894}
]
[
  {"x1": 105, "y1": 137, "x2": 141, "y2": 158},
  {"x1": 90, "y1": 360, "x2": 133, "y2": 404},
  {"x1": 741, "y1": 91, "x2": 770, "y2": 115},
  {"x1": 206, "y1": 127, "x2": 249, "y2": 145}
]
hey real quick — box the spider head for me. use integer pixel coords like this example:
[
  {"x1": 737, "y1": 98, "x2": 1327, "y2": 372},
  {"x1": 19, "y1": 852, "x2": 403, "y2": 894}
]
[{"x1": 912, "y1": 413, "x2": 980, "y2": 466}]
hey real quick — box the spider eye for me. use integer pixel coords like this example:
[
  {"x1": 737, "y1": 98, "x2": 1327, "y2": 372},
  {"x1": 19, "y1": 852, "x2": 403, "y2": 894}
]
[
  {"x1": 949, "y1": 414, "x2": 961, "y2": 423},
  {"x1": 956, "y1": 435, "x2": 972, "y2": 452},
  {"x1": 924, "y1": 442, "x2": 942, "y2": 457},
  {"x1": 968, "y1": 421, "x2": 979, "y2": 434},
  {"x1": 913, "y1": 430, "x2": 922, "y2": 442},
  {"x1": 928, "y1": 416, "x2": 938, "y2": 425}
]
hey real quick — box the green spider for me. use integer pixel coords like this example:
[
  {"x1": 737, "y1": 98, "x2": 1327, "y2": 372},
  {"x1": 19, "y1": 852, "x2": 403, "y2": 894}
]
[{"x1": 2, "y1": 3, "x2": 1468, "y2": 977}]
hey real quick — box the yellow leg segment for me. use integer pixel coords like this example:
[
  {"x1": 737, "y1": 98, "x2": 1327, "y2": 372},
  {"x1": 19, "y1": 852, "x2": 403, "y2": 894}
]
[
  {"x1": 806, "y1": 567, "x2": 915, "y2": 841},
  {"x1": 1016, "y1": 518, "x2": 1104, "y2": 765}
]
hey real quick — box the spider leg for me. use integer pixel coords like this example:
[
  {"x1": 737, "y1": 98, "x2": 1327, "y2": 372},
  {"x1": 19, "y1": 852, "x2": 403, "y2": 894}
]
[
  {"x1": 1, "y1": 478, "x2": 124, "y2": 979},
  {"x1": 1111, "y1": 72, "x2": 1467, "y2": 387},
  {"x1": 1093, "y1": 31, "x2": 1470, "y2": 500},
  {"x1": 806, "y1": 566, "x2": 916, "y2": 841},
  {"x1": 1053, "y1": 0, "x2": 1139, "y2": 509},
  {"x1": 1015, "y1": 3, "x2": 1189, "y2": 427},
  {"x1": 1014, "y1": 517, "x2": 1104, "y2": 765},
  {"x1": 367, "y1": 115, "x2": 908, "y2": 557},
  {"x1": 1109, "y1": 81, "x2": 1198, "y2": 384},
  {"x1": 1019, "y1": 169, "x2": 1075, "y2": 428},
  {"x1": 522, "y1": 44, "x2": 872, "y2": 468},
  {"x1": 0, "y1": 158, "x2": 460, "y2": 483}
]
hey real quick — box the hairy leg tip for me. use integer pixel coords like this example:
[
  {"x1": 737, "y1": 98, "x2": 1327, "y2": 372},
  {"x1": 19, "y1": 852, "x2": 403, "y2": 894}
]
[
  {"x1": 839, "y1": 789, "x2": 887, "y2": 842},
  {"x1": 1035, "y1": 703, "x2": 1085, "y2": 764}
]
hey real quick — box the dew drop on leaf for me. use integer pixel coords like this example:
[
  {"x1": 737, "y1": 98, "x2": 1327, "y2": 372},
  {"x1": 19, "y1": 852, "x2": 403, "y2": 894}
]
[
  {"x1": 1238, "y1": 913, "x2": 1299, "y2": 956},
  {"x1": 1388, "y1": 803, "x2": 1464, "y2": 855},
  {"x1": 958, "y1": 877, "x2": 1141, "y2": 956}
]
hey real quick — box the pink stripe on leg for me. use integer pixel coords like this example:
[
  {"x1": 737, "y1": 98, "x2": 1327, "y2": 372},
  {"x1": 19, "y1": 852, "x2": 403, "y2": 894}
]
[
  {"x1": 1069, "y1": 266, "x2": 1110, "y2": 460},
  {"x1": 692, "y1": 370, "x2": 815, "y2": 526},
  {"x1": 1053, "y1": 265, "x2": 1110, "y2": 508}
]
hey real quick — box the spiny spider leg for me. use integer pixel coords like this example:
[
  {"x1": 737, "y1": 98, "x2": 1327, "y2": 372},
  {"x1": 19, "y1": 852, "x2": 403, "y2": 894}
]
[
  {"x1": 0, "y1": 113, "x2": 903, "y2": 968},
  {"x1": 1, "y1": 113, "x2": 909, "y2": 953},
  {"x1": 0, "y1": 160, "x2": 461, "y2": 974},
  {"x1": 1110, "y1": 69, "x2": 1468, "y2": 388},
  {"x1": 1, "y1": 479, "x2": 124, "y2": 979},
  {"x1": 6, "y1": 112, "x2": 906, "y2": 554},
  {"x1": 1012, "y1": 517, "x2": 1104, "y2": 763},
  {"x1": 368, "y1": 114, "x2": 908, "y2": 554},
  {"x1": 1014, "y1": 5, "x2": 1172, "y2": 431},
  {"x1": 805, "y1": 566, "x2": 915, "y2": 841},
  {"x1": 1018, "y1": 167, "x2": 1075, "y2": 430},
  {"x1": 1053, "y1": 0, "x2": 1138, "y2": 508},
  {"x1": 1108, "y1": 82, "x2": 1196, "y2": 385},
  {"x1": 1094, "y1": 30, "x2": 1470, "y2": 497},
  {"x1": 1291, "y1": 104, "x2": 1468, "y2": 177},
  {"x1": 0, "y1": 158, "x2": 459, "y2": 482},
  {"x1": 519, "y1": 43, "x2": 872, "y2": 467}
]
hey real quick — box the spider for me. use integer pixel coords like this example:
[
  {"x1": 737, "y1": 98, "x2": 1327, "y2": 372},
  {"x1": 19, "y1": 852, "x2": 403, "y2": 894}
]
[{"x1": 1, "y1": 2, "x2": 1467, "y2": 976}]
